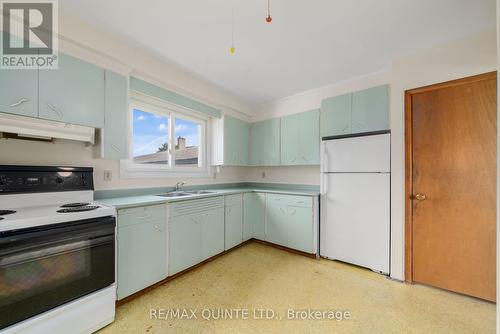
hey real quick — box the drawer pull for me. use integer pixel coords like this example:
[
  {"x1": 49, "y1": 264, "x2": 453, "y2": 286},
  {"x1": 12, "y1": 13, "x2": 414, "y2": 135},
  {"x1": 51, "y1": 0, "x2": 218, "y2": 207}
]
[{"x1": 153, "y1": 225, "x2": 163, "y2": 232}]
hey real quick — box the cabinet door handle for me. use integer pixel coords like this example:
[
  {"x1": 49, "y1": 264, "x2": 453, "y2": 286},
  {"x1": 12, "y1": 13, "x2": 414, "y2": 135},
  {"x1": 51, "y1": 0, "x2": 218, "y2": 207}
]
[
  {"x1": 279, "y1": 207, "x2": 286, "y2": 215},
  {"x1": 154, "y1": 225, "x2": 163, "y2": 232},
  {"x1": 289, "y1": 208, "x2": 297, "y2": 216},
  {"x1": 47, "y1": 103, "x2": 63, "y2": 118},
  {"x1": 290, "y1": 157, "x2": 297, "y2": 163},
  {"x1": 9, "y1": 98, "x2": 29, "y2": 107},
  {"x1": 190, "y1": 217, "x2": 199, "y2": 224},
  {"x1": 301, "y1": 156, "x2": 308, "y2": 162},
  {"x1": 342, "y1": 124, "x2": 349, "y2": 132},
  {"x1": 226, "y1": 208, "x2": 231, "y2": 214}
]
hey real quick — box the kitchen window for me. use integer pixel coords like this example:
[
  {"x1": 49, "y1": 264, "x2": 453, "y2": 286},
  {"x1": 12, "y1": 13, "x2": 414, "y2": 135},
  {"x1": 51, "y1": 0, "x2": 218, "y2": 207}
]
[{"x1": 123, "y1": 97, "x2": 209, "y2": 177}]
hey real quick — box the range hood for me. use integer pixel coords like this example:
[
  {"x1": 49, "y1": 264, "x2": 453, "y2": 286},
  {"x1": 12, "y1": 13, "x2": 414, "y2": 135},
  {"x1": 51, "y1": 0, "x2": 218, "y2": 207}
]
[{"x1": 0, "y1": 113, "x2": 95, "y2": 144}]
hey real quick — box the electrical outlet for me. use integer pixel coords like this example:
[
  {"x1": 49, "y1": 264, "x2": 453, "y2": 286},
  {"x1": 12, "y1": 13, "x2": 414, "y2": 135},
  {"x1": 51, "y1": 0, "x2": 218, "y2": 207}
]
[
  {"x1": 261, "y1": 171, "x2": 266, "y2": 179},
  {"x1": 103, "y1": 170, "x2": 112, "y2": 182}
]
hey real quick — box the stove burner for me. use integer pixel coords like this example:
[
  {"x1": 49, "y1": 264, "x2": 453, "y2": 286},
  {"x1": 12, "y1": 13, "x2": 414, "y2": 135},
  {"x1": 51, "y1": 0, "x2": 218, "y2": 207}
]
[
  {"x1": 0, "y1": 210, "x2": 16, "y2": 216},
  {"x1": 57, "y1": 205, "x2": 99, "y2": 213},
  {"x1": 60, "y1": 202, "x2": 91, "y2": 208}
]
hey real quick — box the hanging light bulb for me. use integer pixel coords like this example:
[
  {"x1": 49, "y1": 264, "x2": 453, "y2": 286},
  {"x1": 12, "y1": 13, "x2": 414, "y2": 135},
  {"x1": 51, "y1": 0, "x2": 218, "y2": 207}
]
[
  {"x1": 230, "y1": 6, "x2": 236, "y2": 55},
  {"x1": 266, "y1": 0, "x2": 272, "y2": 23}
]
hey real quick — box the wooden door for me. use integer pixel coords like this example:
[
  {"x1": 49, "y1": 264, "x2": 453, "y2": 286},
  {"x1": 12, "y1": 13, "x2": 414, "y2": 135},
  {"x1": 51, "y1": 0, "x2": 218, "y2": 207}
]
[{"x1": 406, "y1": 72, "x2": 496, "y2": 302}]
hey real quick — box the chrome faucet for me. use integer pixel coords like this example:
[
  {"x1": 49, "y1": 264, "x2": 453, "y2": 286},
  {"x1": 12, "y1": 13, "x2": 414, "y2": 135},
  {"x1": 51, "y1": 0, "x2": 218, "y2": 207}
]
[{"x1": 175, "y1": 181, "x2": 187, "y2": 192}]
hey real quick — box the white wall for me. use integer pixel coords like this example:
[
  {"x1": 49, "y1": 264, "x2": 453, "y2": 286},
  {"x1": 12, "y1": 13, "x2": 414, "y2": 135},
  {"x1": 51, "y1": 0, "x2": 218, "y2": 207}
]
[
  {"x1": 0, "y1": 139, "x2": 245, "y2": 190},
  {"x1": 390, "y1": 29, "x2": 497, "y2": 280}
]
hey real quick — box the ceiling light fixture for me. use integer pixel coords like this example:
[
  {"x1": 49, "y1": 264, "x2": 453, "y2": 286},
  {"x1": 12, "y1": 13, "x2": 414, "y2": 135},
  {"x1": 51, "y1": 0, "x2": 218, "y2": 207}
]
[
  {"x1": 229, "y1": 6, "x2": 236, "y2": 55},
  {"x1": 266, "y1": 0, "x2": 272, "y2": 23}
]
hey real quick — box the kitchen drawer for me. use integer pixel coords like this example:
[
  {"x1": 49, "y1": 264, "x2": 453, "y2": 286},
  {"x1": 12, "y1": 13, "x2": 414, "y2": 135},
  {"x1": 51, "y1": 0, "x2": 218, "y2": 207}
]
[
  {"x1": 224, "y1": 193, "x2": 242, "y2": 207},
  {"x1": 266, "y1": 194, "x2": 312, "y2": 208},
  {"x1": 169, "y1": 196, "x2": 223, "y2": 217},
  {"x1": 286, "y1": 196, "x2": 312, "y2": 208},
  {"x1": 117, "y1": 204, "x2": 167, "y2": 227}
]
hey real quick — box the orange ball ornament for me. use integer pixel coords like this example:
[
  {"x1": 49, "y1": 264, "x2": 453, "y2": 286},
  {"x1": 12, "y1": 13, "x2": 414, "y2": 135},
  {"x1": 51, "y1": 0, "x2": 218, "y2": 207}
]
[{"x1": 266, "y1": 15, "x2": 272, "y2": 23}]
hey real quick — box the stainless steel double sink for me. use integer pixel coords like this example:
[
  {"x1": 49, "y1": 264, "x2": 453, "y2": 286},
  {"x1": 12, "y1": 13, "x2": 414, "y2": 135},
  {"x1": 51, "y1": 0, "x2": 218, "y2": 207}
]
[{"x1": 156, "y1": 190, "x2": 214, "y2": 198}]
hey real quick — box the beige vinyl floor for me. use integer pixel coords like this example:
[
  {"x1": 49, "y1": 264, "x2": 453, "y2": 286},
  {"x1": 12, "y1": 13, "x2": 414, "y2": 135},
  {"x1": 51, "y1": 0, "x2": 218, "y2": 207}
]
[{"x1": 99, "y1": 242, "x2": 495, "y2": 334}]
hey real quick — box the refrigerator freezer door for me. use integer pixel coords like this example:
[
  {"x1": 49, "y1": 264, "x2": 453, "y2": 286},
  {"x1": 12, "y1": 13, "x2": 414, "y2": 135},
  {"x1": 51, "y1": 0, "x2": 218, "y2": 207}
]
[
  {"x1": 320, "y1": 173, "x2": 390, "y2": 273},
  {"x1": 323, "y1": 133, "x2": 390, "y2": 173}
]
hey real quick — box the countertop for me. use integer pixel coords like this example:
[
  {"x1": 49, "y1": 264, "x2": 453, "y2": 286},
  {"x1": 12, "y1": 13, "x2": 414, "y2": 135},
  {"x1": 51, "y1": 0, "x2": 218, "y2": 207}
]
[{"x1": 96, "y1": 187, "x2": 319, "y2": 209}]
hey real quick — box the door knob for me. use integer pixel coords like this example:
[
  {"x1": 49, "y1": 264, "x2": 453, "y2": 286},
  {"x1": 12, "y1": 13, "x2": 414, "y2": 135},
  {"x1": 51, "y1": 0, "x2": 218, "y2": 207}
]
[{"x1": 414, "y1": 193, "x2": 427, "y2": 201}]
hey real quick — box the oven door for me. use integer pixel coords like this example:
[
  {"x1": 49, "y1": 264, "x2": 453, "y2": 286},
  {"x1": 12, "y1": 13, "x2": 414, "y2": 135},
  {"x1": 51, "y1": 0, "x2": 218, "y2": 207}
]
[{"x1": 0, "y1": 216, "x2": 116, "y2": 330}]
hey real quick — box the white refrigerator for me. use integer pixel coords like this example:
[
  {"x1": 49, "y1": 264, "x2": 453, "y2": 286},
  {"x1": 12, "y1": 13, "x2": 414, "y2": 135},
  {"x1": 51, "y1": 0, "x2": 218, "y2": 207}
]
[{"x1": 320, "y1": 132, "x2": 390, "y2": 274}]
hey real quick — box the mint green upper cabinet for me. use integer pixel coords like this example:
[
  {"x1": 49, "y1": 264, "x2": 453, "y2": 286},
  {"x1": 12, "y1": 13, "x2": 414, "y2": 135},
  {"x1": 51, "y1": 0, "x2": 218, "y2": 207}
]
[
  {"x1": 250, "y1": 118, "x2": 280, "y2": 166},
  {"x1": 0, "y1": 34, "x2": 38, "y2": 118},
  {"x1": 224, "y1": 194, "x2": 243, "y2": 250},
  {"x1": 266, "y1": 194, "x2": 288, "y2": 247},
  {"x1": 0, "y1": 69, "x2": 38, "y2": 117},
  {"x1": 169, "y1": 213, "x2": 201, "y2": 275},
  {"x1": 102, "y1": 71, "x2": 128, "y2": 159},
  {"x1": 224, "y1": 115, "x2": 249, "y2": 166},
  {"x1": 281, "y1": 109, "x2": 320, "y2": 165},
  {"x1": 351, "y1": 85, "x2": 389, "y2": 133},
  {"x1": 200, "y1": 208, "x2": 225, "y2": 260},
  {"x1": 243, "y1": 192, "x2": 265, "y2": 241},
  {"x1": 117, "y1": 205, "x2": 168, "y2": 300},
  {"x1": 320, "y1": 93, "x2": 351, "y2": 138},
  {"x1": 39, "y1": 53, "x2": 104, "y2": 127}
]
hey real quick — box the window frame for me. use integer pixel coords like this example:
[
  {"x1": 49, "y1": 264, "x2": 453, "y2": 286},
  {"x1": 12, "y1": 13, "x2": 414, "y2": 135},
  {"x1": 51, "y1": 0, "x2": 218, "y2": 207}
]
[{"x1": 121, "y1": 93, "x2": 211, "y2": 178}]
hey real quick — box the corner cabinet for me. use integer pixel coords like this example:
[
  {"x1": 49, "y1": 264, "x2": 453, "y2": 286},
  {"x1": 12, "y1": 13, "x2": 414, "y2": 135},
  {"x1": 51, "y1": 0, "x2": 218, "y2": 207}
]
[
  {"x1": 243, "y1": 192, "x2": 265, "y2": 241},
  {"x1": 212, "y1": 115, "x2": 250, "y2": 166},
  {"x1": 117, "y1": 204, "x2": 168, "y2": 300},
  {"x1": 224, "y1": 194, "x2": 243, "y2": 250},
  {"x1": 39, "y1": 53, "x2": 105, "y2": 128},
  {"x1": 281, "y1": 109, "x2": 320, "y2": 165},
  {"x1": 249, "y1": 118, "x2": 281, "y2": 166},
  {"x1": 321, "y1": 85, "x2": 389, "y2": 138}
]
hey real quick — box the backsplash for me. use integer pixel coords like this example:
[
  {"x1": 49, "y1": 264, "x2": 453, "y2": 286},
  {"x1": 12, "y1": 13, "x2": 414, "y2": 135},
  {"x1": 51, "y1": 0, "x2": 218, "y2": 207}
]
[
  {"x1": 0, "y1": 139, "x2": 320, "y2": 190},
  {"x1": 0, "y1": 139, "x2": 245, "y2": 190}
]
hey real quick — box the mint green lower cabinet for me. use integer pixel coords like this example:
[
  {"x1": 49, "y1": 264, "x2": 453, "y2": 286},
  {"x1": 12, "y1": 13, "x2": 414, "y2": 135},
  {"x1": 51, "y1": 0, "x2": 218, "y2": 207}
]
[
  {"x1": 117, "y1": 205, "x2": 168, "y2": 300},
  {"x1": 201, "y1": 208, "x2": 225, "y2": 260},
  {"x1": 169, "y1": 213, "x2": 202, "y2": 275},
  {"x1": 321, "y1": 93, "x2": 352, "y2": 138},
  {"x1": 243, "y1": 192, "x2": 265, "y2": 241},
  {"x1": 224, "y1": 194, "x2": 243, "y2": 250},
  {"x1": 351, "y1": 85, "x2": 389, "y2": 133},
  {"x1": 287, "y1": 206, "x2": 313, "y2": 253},
  {"x1": 266, "y1": 194, "x2": 288, "y2": 247},
  {"x1": 102, "y1": 70, "x2": 128, "y2": 159},
  {"x1": 168, "y1": 197, "x2": 224, "y2": 275},
  {"x1": 265, "y1": 194, "x2": 315, "y2": 253}
]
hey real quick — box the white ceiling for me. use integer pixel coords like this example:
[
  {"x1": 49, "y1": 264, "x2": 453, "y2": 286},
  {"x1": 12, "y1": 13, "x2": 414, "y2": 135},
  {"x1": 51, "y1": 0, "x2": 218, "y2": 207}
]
[{"x1": 61, "y1": 0, "x2": 496, "y2": 106}]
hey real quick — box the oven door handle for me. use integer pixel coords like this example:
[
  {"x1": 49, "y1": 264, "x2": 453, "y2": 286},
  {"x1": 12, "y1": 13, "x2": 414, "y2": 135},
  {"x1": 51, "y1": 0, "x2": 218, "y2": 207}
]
[{"x1": 0, "y1": 235, "x2": 114, "y2": 266}]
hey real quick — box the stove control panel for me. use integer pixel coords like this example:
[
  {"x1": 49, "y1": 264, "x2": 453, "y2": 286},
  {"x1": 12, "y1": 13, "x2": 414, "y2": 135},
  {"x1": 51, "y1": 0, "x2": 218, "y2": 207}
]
[{"x1": 0, "y1": 166, "x2": 94, "y2": 194}]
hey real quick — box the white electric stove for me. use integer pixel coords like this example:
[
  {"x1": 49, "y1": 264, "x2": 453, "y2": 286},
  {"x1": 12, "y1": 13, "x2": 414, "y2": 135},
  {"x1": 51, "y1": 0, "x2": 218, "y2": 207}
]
[{"x1": 0, "y1": 165, "x2": 116, "y2": 334}]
